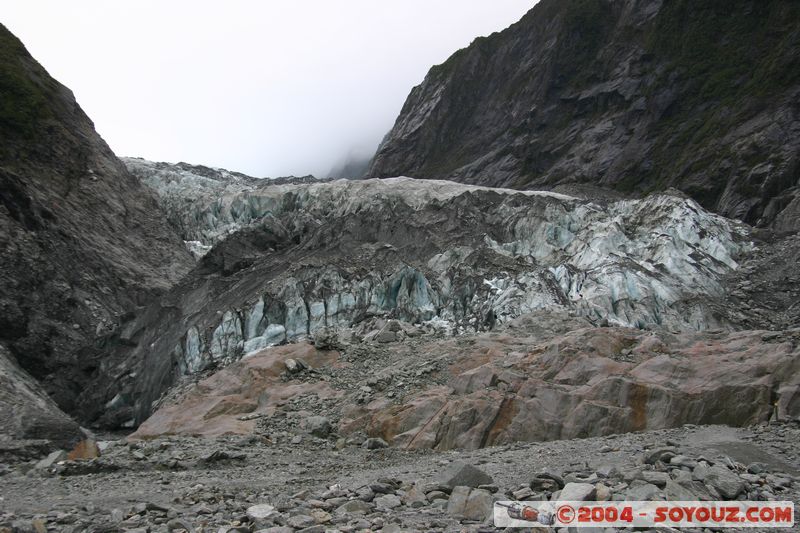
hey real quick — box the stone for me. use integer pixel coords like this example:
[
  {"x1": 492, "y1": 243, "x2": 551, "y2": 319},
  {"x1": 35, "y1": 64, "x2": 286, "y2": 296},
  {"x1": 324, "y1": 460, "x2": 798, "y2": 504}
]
[
  {"x1": 375, "y1": 330, "x2": 396, "y2": 343},
  {"x1": 513, "y1": 487, "x2": 535, "y2": 500},
  {"x1": 35, "y1": 450, "x2": 67, "y2": 469},
  {"x1": 446, "y1": 486, "x2": 472, "y2": 518},
  {"x1": 625, "y1": 482, "x2": 663, "y2": 501},
  {"x1": 595, "y1": 465, "x2": 618, "y2": 479},
  {"x1": 246, "y1": 504, "x2": 276, "y2": 521},
  {"x1": 692, "y1": 463, "x2": 710, "y2": 481},
  {"x1": 304, "y1": 416, "x2": 331, "y2": 438},
  {"x1": 401, "y1": 485, "x2": 428, "y2": 508},
  {"x1": 439, "y1": 462, "x2": 493, "y2": 489},
  {"x1": 644, "y1": 447, "x2": 676, "y2": 465},
  {"x1": 665, "y1": 480, "x2": 699, "y2": 501},
  {"x1": 594, "y1": 483, "x2": 612, "y2": 502},
  {"x1": 641, "y1": 471, "x2": 670, "y2": 488},
  {"x1": 559, "y1": 483, "x2": 596, "y2": 501},
  {"x1": 463, "y1": 488, "x2": 493, "y2": 521},
  {"x1": 67, "y1": 439, "x2": 101, "y2": 461},
  {"x1": 375, "y1": 494, "x2": 402, "y2": 510},
  {"x1": 427, "y1": 490, "x2": 448, "y2": 501},
  {"x1": 669, "y1": 455, "x2": 698, "y2": 469},
  {"x1": 334, "y1": 500, "x2": 372, "y2": 515},
  {"x1": 166, "y1": 520, "x2": 195, "y2": 532},
  {"x1": 286, "y1": 515, "x2": 315, "y2": 529},
  {"x1": 362, "y1": 437, "x2": 389, "y2": 450},
  {"x1": 704, "y1": 465, "x2": 745, "y2": 499}
]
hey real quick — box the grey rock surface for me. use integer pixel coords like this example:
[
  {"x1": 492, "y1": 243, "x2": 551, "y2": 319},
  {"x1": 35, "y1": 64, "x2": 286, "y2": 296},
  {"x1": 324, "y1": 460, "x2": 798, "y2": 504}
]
[
  {"x1": 0, "y1": 24, "x2": 192, "y2": 423},
  {"x1": 439, "y1": 462, "x2": 493, "y2": 489},
  {"x1": 367, "y1": 0, "x2": 800, "y2": 233},
  {"x1": 0, "y1": 345, "x2": 84, "y2": 450}
]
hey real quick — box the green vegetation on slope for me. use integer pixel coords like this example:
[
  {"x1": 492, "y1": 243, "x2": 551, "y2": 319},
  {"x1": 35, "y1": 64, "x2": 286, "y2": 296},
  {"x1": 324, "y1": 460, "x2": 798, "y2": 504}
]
[
  {"x1": 644, "y1": 0, "x2": 800, "y2": 190},
  {"x1": 0, "y1": 25, "x2": 52, "y2": 139}
]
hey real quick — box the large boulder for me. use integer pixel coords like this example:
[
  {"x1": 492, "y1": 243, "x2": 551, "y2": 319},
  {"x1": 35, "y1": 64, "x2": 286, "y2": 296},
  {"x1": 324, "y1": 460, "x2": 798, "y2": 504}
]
[{"x1": 0, "y1": 345, "x2": 84, "y2": 451}]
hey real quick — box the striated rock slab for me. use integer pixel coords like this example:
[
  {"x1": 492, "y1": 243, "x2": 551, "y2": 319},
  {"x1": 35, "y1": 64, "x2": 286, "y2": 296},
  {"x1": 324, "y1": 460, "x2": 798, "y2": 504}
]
[
  {"x1": 341, "y1": 326, "x2": 800, "y2": 450},
  {"x1": 133, "y1": 314, "x2": 800, "y2": 450},
  {"x1": 131, "y1": 344, "x2": 342, "y2": 439}
]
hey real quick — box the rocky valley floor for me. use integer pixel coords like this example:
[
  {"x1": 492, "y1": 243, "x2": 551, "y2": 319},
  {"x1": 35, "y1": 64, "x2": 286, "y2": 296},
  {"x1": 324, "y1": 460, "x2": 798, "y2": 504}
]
[{"x1": 1, "y1": 423, "x2": 799, "y2": 532}]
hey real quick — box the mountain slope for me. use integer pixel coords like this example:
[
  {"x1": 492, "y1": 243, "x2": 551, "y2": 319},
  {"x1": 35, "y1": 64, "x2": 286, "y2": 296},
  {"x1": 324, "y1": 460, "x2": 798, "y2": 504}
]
[
  {"x1": 0, "y1": 24, "x2": 193, "y2": 414},
  {"x1": 367, "y1": 0, "x2": 800, "y2": 231}
]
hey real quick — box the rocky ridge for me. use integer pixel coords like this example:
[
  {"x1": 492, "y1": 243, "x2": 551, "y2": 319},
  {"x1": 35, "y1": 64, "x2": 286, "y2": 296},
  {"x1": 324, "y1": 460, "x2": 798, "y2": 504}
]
[{"x1": 367, "y1": 0, "x2": 800, "y2": 232}]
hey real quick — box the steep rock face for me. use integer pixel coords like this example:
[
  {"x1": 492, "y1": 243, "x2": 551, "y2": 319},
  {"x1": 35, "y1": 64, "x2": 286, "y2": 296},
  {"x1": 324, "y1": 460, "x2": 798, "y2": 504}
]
[
  {"x1": 0, "y1": 345, "x2": 84, "y2": 450},
  {"x1": 0, "y1": 25, "x2": 193, "y2": 413},
  {"x1": 79, "y1": 173, "x2": 752, "y2": 428},
  {"x1": 367, "y1": 0, "x2": 800, "y2": 231}
]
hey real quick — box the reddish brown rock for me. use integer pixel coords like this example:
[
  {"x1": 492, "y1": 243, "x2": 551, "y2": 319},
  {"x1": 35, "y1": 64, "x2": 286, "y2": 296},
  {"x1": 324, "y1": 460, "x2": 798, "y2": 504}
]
[
  {"x1": 131, "y1": 344, "x2": 342, "y2": 439},
  {"x1": 67, "y1": 439, "x2": 101, "y2": 461}
]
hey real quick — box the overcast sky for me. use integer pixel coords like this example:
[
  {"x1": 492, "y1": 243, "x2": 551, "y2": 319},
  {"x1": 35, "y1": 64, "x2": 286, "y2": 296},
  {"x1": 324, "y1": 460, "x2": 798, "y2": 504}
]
[{"x1": 3, "y1": 1, "x2": 536, "y2": 177}]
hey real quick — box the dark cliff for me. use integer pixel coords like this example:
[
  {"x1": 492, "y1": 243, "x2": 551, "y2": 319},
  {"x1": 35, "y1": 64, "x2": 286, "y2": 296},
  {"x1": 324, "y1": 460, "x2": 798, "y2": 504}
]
[
  {"x1": 367, "y1": 0, "x2": 800, "y2": 231},
  {"x1": 0, "y1": 24, "x2": 193, "y2": 416}
]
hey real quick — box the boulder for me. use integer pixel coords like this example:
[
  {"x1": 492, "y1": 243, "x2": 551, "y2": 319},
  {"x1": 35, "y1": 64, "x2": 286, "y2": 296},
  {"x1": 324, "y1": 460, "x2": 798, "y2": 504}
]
[
  {"x1": 0, "y1": 346, "x2": 85, "y2": 450},
  {"x1": 704, "y1": 465, "x2": 745, "y2": 499},
  {"x1": 463, "y1": 488, "x2": 494, "y2": 521},
  {"x1": 559, "y1": 483, "x2": 596, "y2": 502},
  {"x1": 67, "y1": 439, "x2": 101, "y2": 461},
  {"x1": 35, "y1": 450, "x2": 67, "y2": 470},
  {"x1": 439, "y1": 462, "x2": 493, "y2": 489},
  {"x1": 374, "y1": 494, "x2": 402, "y2": 510},
  {"x1": 246, "y1": 503, "x2": 276, "y2": 521},
  {"x1": 304, "y1": 416, "x2": 331, "y2": 438},
  {"x1": 446, "y1": 486, "x2": 472, "y2": 517},
  {"x1": 334, "y1": 500, "x2": 372, "y2": 515},
  {"x1": 625, "y1": 482, "x2": 663, "y2": 501}
]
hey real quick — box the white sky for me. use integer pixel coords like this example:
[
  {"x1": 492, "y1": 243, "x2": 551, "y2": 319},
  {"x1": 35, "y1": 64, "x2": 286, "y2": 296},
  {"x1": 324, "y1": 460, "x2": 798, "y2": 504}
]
[{"x1": 2, "y1": 1, "x2": 536, "y2": 177}]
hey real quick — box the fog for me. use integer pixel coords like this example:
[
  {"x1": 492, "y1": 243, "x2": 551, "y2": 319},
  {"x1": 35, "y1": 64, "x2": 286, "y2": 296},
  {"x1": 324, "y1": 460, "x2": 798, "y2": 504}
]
[{"x1": 3, "y1": 1, "x2": 536, "y2": 178}]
